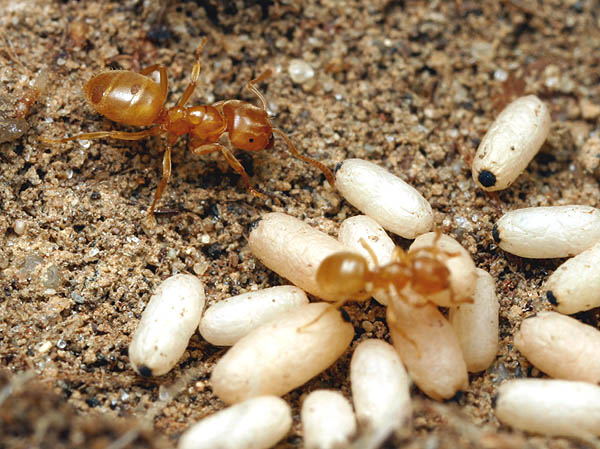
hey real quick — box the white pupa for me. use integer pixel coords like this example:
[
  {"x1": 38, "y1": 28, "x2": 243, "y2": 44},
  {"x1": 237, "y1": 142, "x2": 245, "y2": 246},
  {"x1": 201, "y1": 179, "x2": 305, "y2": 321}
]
[
  {"x1": 337, "y1": 215, "x2": 395, "y2": 305},
  {"x1": 177, "y1": 396, "x2": 292, "y2": 449},
  {"x1": 493, "y1": 205, "x2": 600, "y2": 258},
  {"x1": 472, "y1": 95, "x2": 551, "y2": 191},
  {"x1": 199, "y1": 286, "x2": 308, "y2": 346},
  {"x1": 248, "y1": 212, "x2": 349, "y2": 301},
  {"x1": 449, "y1": 268, "x2": 499, "y2": 372},
  {"x1": 301, "y1": 390, "x2": 357, "y2": 449},
  {"x1": 211, "y1": 303, "x2": 354, "y2": 404},
  {"x1": 350, "y1": 339, "x2": 411, "y2": 434},
  {"x1": 387, "y1": 294, "x2": 468, "y2": 401},
  {"x1": 514, "y1": 311, "x2": 600, "y2": 384},
  {"x1": 494, "y1": 379, "x2": 600, "y2": 439},
  {"x1": 545, "y1": 241, "x2": 600, "y2": 314},
  {"x1": 129, "y1": 274, "x2": 205, "y2": 377},
  {"x1": 335, "y1": 158, "x2": 433, "y2": 239}
]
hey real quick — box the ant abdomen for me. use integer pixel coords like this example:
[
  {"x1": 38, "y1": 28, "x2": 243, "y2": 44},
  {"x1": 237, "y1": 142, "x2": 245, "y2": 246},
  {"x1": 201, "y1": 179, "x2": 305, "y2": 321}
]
[
  {"x1": 316, "y1": 252, "x2": 368, "y2": 300},
  {"x1": 85, "y1": 71, "x2": 165, "y2": 126}
]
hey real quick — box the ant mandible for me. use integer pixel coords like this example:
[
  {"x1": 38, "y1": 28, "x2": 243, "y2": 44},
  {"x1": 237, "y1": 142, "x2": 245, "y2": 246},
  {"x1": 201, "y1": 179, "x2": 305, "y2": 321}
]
[{"x1": 41, "y1": 38, "x2": 335, "y2": 223}]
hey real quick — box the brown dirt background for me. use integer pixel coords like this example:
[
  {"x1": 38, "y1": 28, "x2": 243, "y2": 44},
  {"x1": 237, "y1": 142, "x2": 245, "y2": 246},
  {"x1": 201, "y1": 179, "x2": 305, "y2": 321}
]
[{"x1": 1, "y1": 0, "x2": 599, "y2": 448}]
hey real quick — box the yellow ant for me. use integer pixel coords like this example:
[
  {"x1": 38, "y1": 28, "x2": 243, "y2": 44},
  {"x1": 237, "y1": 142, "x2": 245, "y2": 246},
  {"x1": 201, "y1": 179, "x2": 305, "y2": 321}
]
[
  {"x1": 41, "y1": 38, "x2": 334, "y2": 225},
  {"x1": 306, "y1": 232, "x2": 466, "y2": 349}
]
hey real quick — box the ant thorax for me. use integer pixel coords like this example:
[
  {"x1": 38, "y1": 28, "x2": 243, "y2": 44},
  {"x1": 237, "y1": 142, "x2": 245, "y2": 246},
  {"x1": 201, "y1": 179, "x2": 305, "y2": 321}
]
[{"x1": 370, "y1": 263, "x2": 411, "y2": 290}]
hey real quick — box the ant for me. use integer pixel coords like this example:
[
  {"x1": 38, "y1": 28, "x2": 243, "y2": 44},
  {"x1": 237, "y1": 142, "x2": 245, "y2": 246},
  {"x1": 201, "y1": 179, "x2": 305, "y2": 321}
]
[
  {"x1": 305, "y1": 232, "x2": 464, "y2": 344},
  {"x1": 0, "y1": 33, "x2": 49, "y2": 143},
  {"x1": 317, "y1": 232, "x2": 454, "y2": 306},
  {"x1": 40, "y1": 38, "x2": 335, "y2": 224}
]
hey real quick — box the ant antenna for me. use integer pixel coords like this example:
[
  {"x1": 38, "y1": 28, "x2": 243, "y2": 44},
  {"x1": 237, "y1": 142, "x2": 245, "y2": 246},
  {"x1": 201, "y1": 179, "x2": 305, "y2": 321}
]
[{"x1": 272, "y1": 128, "x2": 335, "y2": 187}]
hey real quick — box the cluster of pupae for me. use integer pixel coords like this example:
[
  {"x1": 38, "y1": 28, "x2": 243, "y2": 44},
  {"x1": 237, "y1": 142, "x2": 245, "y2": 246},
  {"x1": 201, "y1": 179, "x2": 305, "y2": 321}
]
[{"x1": 33, "y1": 41, "x2": 600, "y2": 447}]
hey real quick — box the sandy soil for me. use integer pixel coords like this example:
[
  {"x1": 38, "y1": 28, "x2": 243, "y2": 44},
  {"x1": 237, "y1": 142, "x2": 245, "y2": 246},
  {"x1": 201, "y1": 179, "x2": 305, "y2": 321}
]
[{"x1": 1, "y1": 0, "x2": 599, "y2": 448}]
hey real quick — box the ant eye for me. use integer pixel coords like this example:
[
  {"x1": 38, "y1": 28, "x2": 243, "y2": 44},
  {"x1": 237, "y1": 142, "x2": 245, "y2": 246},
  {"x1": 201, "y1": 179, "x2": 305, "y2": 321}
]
[{"x1": 249, "y1": 138, "x2": 254, "y2": 143}]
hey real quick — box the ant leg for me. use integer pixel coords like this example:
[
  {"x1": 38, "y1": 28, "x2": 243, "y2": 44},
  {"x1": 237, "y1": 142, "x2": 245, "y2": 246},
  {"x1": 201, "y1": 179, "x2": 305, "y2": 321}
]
[
  {"x1": 176, "y1": 37, "x2": 208, "y2": 108},
  {"x1": 359, "y1": 237, "x2": 379, "y2": 266},
  {"x1": 425, "y1": 229, "x2": 459, "y2": 259},
  {"x1": 246, "y1": 69, "x2": 273, "y2": 110},
  {"x1": 429, "y1": 229, "x2": 446, "y2": 256},
  {"x1": 386, "y1": 305, "x2": 421, "y2": 358},
  {"x1": 298, "y1": 288, "x2": 373, "y2": 332},
  {"x1": 2, "y1": 34, "x2": 49, "y2": 119},
  {"x1": 190, "y1": 142, "x2": 267, "y2": 199},
  {"x1": 272, "y1": 128, "x2": 335, "y2": 187},
  {"x1": 391, "y1": 283, "x2": 428, "y2": 308},
  {"x1": 448, "y1": 287, "x2": 474, "y2": 305},
  {"x1": 393, "y1": 246, "x2": 414, "y2": 266},
  {"x1": 139, "y1": 64, "x2": 168, "y2": 102},
  {"x1": 40, "y1": 128, "x2": 160, "y2": 144},
  {"x1": 297, "y1": 299, "x2": 348, "y2": 333},
  {"x1": 1, "y1": 32, "x2": 29, "y2": 74},
  {"x1": 413, "y1": 298, "x2": 430, "y2": 308},
  {"x1": 420, "y1": 231, "x2": 467, "y2": 305},
  {"x1": 146, "y1": 143, "x2": 172, "y2": 223}
]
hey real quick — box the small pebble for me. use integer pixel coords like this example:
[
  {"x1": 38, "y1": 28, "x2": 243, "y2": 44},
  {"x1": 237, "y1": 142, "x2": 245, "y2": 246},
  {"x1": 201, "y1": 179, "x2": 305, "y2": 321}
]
[
  {"x1": 19, "y1": 254, "x2": 43, "y2": 278},
  {"x1": 577, "y1": 135, "x2": 600, "y2": 176},
  {"x1": 579, "y1": 97, "x2": 600, "y2": 120},
  {"x1": 199, "y1": 286, "x2": 309, "y2": 346},
  {"x1": 177, "y1": 396, "x2": 292, "y2": 449},
  {"x1": 494, "y1": 379, "x2": 600, "y2": 439},
  {"x1": 472, "y1": 95, "x2": 551, "y2": 191},
  {"x1": 211, "y1": 303, "x2": 354, "y2": 404},
  {"x1": 249, "y1": 212, "x2": 349, "y2": 300},
  {"x1": 301, "y1": 390, "x2": 357, "y2": 449},
  {"x1": 335, "y1": 159, "x2": 433, "y2": 239},
  {"x1": 288, "y1": 59, "x2": 315, "y2": 84},
  {"x1": 350, "y1": 340, "x2": 411, "y2": 437},
  {"x1": 449, "y1": 268, "x2": 499, "y2": 372},
  {"x1": 37, "y1": 341, "x2": 52, "y2": 353},
  {"x1": 409, "y1": 232, "x2": 477, "y2": 307},
  {"x1": 0, "y1": 118, "x2": 29, "y2": 143},
  {"x1": 129, "y1": 274, "x2": 205, "y2": 377},
  {"x1": 42, "y1": 265, "x2": 63, "y2": 289},
  {"x1": 361, "y1": 321, "x2": 374, "y2": 333},
  {"x1": 514, "y1": 311, "x2": 600, "y2": 384},
  {"x1": 545, "y1": 241, "x2": 600, "y2": 314},
  {"x1": 337, "y1": 215, "x2": 395, "y2": 305},
  {"x1": 13, "y1": 219, "x2": 26, "y2": 235},
  {"x1": 493, "y1": 205, "x2": 600, "y2": 258}
]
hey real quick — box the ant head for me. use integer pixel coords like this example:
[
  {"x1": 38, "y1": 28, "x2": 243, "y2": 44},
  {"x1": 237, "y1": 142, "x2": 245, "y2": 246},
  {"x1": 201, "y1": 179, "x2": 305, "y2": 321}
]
[
  {"x1": 225, "y1": 103, "x2": 272, "y2": 151},
  {"x1": 316, "y1": 252, "x2": 368, "y2": 300}
]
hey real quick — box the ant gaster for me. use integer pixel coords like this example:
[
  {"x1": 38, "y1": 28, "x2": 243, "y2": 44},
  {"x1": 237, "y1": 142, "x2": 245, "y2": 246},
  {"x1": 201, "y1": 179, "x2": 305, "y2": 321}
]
[{"x1": 41, "y1": 38, "x2": 335, "y2": 223}]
